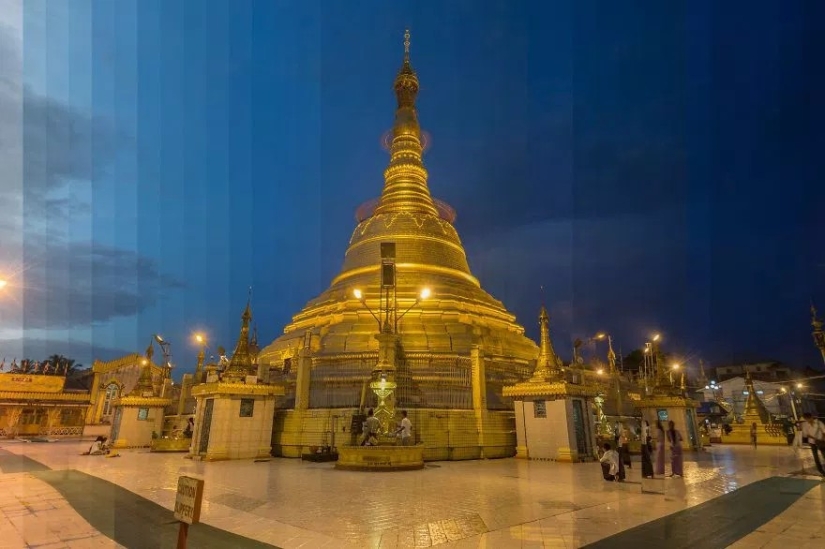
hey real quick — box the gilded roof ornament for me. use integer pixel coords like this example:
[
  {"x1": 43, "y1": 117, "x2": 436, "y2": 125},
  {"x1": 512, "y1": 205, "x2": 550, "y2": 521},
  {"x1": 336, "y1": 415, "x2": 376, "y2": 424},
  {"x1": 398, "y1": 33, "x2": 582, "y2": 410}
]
[
  {"x1": 224, "y1": 297, "x2": 255, "y2": 380},
  {"x1": 532, "y1": 306, "x2": 564, "y2": 381}
]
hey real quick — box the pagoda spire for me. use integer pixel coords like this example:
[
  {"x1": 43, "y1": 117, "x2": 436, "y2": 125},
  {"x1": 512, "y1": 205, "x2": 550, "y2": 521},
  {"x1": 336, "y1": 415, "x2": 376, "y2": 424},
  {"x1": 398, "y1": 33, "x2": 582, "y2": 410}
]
[
  {"x1": 606, "y1": 336, "x2": 617, "y2": 375},
  {"x1": 532, "y1": 306, "x2": 563, "y2": 380},
  {"x1": 224, "y1": 298, "x2": 254, "y2": 380},
  {"x1": 373, "y1": 29, "x2": 439, "y2": 217},
  {"x1": 131, "y1": 359, "x2": 156, "y2": 397},
  {"x1": 742, "y1": 371, "x2": 770, "y2": 424}
]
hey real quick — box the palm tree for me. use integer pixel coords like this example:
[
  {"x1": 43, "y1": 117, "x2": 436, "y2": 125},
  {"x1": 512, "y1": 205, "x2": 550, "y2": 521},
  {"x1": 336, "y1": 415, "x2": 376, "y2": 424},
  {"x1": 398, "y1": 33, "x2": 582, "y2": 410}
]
[{"x1": 46, "y1": 354, "x2": 82, "y2": 375}]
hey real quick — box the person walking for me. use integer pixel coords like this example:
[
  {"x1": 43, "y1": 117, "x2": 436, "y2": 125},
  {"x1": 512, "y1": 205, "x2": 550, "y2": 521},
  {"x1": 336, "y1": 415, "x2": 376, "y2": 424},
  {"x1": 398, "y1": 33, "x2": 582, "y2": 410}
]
[
  {"x1": 641, "y1": 420, "x2": 654, "y2": 478},
  {"x1": 360, "y1": 408, "x2": 381, "y2": 446},
  {"x1": 750, "y1": 422, "x2": 758, "y2": 449},
  {"x1": 667, "y1": 420, "x2": 684, "y2": 477},
  {"x1": 396, "y1": 410, "x2": 413, "y2": 446},
  {"x1": 619, "y1": 426, "x2": 632, "y2": 469},
  {"x1": 800, "y1": 412, "x2": 825, "y2": 476},
  {"x1": 654, "y1": 420, "x2": 666, "y2": 476}
]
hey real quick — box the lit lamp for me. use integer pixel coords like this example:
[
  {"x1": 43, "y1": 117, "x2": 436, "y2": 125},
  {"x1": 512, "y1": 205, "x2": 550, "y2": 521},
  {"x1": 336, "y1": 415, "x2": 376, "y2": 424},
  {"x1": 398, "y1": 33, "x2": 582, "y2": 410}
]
[
  {"x1": 669, "y1": 363, "x2": 680, "y2": 385},
  {"x1": 0, "y1": 279, "x2": 7, "y2": 290},
  {"x1": 193, "y1": 333, "x2": 208, "y2": 382}
]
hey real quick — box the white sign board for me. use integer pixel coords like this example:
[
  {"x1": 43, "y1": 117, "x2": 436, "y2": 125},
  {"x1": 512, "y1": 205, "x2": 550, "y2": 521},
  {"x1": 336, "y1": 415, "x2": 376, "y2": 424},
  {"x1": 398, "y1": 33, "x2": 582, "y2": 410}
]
[{"x1": 173, "y1": 476, "x2": 204, "y2": 525}]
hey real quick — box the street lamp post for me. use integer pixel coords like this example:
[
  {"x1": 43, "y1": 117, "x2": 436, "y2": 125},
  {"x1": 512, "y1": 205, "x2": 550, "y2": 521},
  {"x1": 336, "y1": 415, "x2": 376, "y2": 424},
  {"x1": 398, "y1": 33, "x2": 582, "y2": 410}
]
[
  {"x1": 780, "y1": 387, "x2": 798, "y2": 422},
  {"x1": 153, "y1": 334, "x2": 172, "y2": 397}
]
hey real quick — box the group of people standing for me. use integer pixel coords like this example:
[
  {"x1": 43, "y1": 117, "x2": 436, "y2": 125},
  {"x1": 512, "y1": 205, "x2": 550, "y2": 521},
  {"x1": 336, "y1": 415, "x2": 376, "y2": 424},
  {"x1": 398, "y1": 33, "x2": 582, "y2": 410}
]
[
  {"x1": 359, "y1": 409, "x2": 413, "y2": 446},
  {"x1": 600, "y1": 419, "x2": 683, "y2": 481}
]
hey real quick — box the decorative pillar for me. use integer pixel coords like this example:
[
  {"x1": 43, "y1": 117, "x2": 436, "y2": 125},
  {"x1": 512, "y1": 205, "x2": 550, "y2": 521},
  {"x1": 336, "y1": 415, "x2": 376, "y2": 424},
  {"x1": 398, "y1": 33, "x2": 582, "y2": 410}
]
[
  {"x1": 45, "y1": 408, "x2": 61, "y2": 436},
  {"x1": 3, "y1": 406, "x2": 23, "y2": 438},
  {"x1": 371, "y1": 332, "x2": 399, "y2": 434},
  {"x1": 86, "y1": 371, "x2": 103, "y2": 424},
  {"x1": 471, "y1": 344, "x2": 487, "y2": 457},
  {"x1": 294, "y1": 352, "x2": 312, "y2": 411}
]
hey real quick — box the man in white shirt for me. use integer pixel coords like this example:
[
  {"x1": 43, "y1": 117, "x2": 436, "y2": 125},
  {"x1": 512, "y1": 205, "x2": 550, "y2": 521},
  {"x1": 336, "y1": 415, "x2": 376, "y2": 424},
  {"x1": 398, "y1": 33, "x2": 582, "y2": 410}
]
[
  {"x1": 800, "y1": 412, "x2": 825, "y2": 476},
  {"x1": 599, "y1": 443, "x2": 623, "y2": 481},
  {"x1": 397, "y1": 410, "x2": 413, "y2": 446}
]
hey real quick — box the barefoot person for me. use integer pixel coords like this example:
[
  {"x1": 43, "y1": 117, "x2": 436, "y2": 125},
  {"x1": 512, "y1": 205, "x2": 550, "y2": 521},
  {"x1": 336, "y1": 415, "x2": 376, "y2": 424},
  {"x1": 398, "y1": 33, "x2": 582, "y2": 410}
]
[
  {"x1": 800, "y1": 412, "x2": 825, "y2": 476},
  {"x1": 667, "y1": 421, "x2": 684, "y2": 477}
]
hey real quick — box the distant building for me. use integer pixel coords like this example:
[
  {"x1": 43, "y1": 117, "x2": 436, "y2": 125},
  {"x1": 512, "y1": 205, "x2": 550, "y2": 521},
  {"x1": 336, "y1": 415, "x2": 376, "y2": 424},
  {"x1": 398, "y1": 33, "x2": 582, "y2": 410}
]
[
  {"x1": 1, "y1": 347, "x2": 168, "y2": 439},
  {"x1": 699, "y1": 376, "x2": 815, "y2": 421},
  {"x1": 713, "y1": 362, "x2": 792, "y2": 383},
  {"x1": 87, "y1": 354, "x2": 165, "y2": 425}
]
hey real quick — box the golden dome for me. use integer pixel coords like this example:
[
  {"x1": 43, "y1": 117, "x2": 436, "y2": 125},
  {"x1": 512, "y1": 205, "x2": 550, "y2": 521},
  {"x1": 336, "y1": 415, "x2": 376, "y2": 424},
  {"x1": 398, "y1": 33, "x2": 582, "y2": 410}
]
[{"x1": 259, "y1": 31, "x2": 537, "y2": 403}]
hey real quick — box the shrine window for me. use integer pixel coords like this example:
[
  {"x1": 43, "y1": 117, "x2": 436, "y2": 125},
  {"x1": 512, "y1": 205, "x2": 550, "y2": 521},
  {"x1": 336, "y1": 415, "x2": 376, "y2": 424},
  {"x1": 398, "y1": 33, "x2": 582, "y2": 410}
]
[
  {"x1": 137, "y1": 408, "x2": 149, "y2": 420},
  {"x1": 240, "y1": 399, "x2": 255, "y2": 417},
  {"x1": 101, "y1": 383, "x2": 121, "y2": 418},
  {"x1": 533, "y1": 400, "x2": 547, "y2": 418}
]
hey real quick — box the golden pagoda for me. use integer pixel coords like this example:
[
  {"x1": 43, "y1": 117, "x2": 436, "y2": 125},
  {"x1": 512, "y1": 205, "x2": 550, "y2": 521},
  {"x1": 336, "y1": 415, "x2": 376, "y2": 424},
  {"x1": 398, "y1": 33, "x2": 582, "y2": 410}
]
[
  {"x1": 259, "y1": 31, "x2": 538, "y2": 460},
  {"x1": 722, "y1": 371, "x2": 786, "y2": 445}
]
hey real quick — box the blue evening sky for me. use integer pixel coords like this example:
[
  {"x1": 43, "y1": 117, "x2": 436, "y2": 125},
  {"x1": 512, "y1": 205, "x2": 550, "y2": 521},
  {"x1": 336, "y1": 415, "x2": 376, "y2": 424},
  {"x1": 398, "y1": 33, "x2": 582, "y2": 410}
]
[{"x1": 1, "y1": 0, "x2": 823, "y2": 376}]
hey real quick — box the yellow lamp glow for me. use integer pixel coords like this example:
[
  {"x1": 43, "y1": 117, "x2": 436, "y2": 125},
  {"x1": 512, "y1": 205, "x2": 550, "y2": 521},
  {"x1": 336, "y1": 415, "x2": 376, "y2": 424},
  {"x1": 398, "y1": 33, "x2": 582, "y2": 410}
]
[
  {"x1": 0, "y1": 279, "x2": 7, "y2": 290},
  {"x1": 353, "y1": 288, "x2": 363, "y2": 300},
  {"x1": 420, "y1": 287, "x2": 431, "y2": 300}
]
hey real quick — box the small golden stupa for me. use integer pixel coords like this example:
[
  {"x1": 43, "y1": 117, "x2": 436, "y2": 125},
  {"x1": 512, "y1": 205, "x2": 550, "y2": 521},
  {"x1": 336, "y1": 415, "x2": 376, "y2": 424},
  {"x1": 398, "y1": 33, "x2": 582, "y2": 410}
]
[
  {"x1": 259, "y1": 31, "x2": 538, "y2": 460},
  {"x1": 724, "y1": 371, "x2": 786, "y2": 445}
]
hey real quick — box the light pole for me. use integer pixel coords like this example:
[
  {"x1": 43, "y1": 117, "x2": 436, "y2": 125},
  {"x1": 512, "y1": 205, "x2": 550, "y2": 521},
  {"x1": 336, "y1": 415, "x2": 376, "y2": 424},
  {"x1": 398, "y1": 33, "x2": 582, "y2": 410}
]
[
  {"x1": 779, "y1": 386, "x2": 798, "y2": 422},
  {"x1": 153, "y1": 334, "x2": 172, "y2": 397}
]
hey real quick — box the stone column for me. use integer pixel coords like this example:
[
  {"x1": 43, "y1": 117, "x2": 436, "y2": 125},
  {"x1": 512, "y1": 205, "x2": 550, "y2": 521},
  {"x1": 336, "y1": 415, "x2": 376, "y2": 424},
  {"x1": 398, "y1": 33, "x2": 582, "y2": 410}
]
[
  {"x1": 294, "y1": 352, "x2": 312, "y2": 411},
  {"x1": 46, "y1": 408, "x2": 61, "y2": 436},
  {"x1": 86, "y1": 372, "x2": 102, "y2": 424},
  {"x1": 7, "y1": 407, "x2": 23, "y2": 438},
  {"x1": 471, "y1": 345, "x2": 487, "y2": 457}
]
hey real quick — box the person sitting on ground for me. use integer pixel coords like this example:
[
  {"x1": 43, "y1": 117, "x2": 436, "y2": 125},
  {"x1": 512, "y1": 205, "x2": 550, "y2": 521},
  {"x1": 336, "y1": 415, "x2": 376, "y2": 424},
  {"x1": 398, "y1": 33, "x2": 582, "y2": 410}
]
[
  {"x1": 184, "y1": 417, "x2": 194, "y2": 438},
  {"x1": 599, "y1": 443, "x2": 623, "y2": 481},
  {"x1": 88, "y1": 436, "x2": 108, "y2": 455}
]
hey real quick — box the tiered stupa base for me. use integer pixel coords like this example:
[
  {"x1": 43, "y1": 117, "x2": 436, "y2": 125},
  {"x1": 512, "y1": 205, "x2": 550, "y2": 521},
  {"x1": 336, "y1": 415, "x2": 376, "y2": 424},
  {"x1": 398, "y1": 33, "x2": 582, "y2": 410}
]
[
  {"x1": 723, "y1": 423, "x2": 788, "y2": 446},
  {"x1": 272, "y1": 408, "x2": 517, "y2": 461}
]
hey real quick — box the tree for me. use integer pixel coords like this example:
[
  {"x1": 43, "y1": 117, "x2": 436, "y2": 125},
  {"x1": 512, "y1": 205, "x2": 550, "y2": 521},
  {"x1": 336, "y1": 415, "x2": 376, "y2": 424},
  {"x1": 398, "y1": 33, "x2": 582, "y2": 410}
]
[
  {"x1": 622, "y1": 349, "x2": 647, "y2": 372},
  {"x1": 47, "y1": 354, "x2": 83, "y2": 375}
]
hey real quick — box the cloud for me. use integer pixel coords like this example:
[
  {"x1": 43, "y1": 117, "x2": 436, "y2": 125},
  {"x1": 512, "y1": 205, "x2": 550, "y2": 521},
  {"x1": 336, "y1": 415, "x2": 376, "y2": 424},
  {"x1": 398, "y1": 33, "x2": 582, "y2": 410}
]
[
  {"x1": 0, "y1": 22, "x2": 183, "y2": 331},
  {"x1": 0, "y1": 236, "x2": 185, "y2": 330},
  {"x1": 0, "y1": 23, "x2": 130, "y2": 220}
]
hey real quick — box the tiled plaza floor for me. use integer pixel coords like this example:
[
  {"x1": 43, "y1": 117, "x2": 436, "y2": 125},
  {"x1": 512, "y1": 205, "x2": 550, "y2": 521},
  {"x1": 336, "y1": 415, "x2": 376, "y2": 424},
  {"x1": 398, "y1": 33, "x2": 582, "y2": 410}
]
[{"x1": 0, "y1": 440, "x2": 823, "y2": 548}]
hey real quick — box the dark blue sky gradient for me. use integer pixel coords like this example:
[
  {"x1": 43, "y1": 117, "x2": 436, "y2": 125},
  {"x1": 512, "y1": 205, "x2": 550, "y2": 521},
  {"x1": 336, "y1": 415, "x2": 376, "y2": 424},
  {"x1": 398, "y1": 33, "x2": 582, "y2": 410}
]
[{"x1": 4, "y1": 0, "x2": 824, "y2": 375}]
